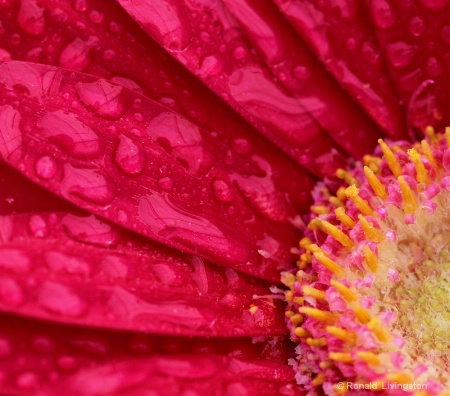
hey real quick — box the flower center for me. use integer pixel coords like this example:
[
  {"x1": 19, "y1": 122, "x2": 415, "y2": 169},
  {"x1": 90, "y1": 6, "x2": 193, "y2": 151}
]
[{"x1": 283, "y1": 127, "x2": 450, "y2": 395}]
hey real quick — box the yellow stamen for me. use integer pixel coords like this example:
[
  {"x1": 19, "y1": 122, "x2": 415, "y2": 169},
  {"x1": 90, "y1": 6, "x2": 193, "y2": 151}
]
[
  {"x1": 335, "y1": 207, "x2": 356, "y2": 228},
  {"x1": 356, "y1": 351, "x2": 381, "y2": 365},
  {"x1": 351, "y1": 303, "x2": 371, "y2": 324},
  {"x1": 345, "y1": 185, "x2": 374, "y2": 216},
  {"x1": 425, "y1": 125, "x2": 438, "y2": 143},
  {"x1": 311, "y1": 205, "x2": 330, "y2": 215},
  {"x1": 293, "y1": 297, "x2": 304, "y2": 306},
  {"x1": 408, "y1": 148, "x2": 429, "y2": 184},
  {"x1": 336, "y1": 186, "x2": 347, "y2": 201},
  {"x1": 296, "y1": 260, "x2": 308, "y2": 270},
  {"x1": 363, "y1": 166, "x2": 387, "y2": 199},
  {"x1": 398, "y1": 176, "x2": 418, "y2": 215},
  {"x1": 378, "y1": 139, "x2": 402, "y2": 177},
  {"x1": 299, "y1": 237, "x2": 312, "y2": 249},
  {"x1": 358, "y1": 215, "x2": 384, "y2": 243},
  {"x1": 333, "y1": 384, "x2": 349, "y2": 395},
  {"x1": 329, "y1": 352, "x2": 354, "y2": 363},
  {"x1": 367, "y1": 317, "x2": 391, "y2": 342},
  {"x1": 421, "y1": 140, "x2": 436, "y2": 168},
  {"x1": 362, "y1": 245, "x2": 378, "y2": 272},
  {"x1": 302, "y1": 286, "x2": 326, "y2": 300},
  {"x1": 307, "y1": 337, "x2": 327, "y2": 347},
  {"x1": 326, "y1": 326, "x2": 357, "y2": 343},
  {"x1": 314, "y1": 252, "x2": 346, "y2": 278},
  {"x1": 446, "y1": 126, "x2": 450, "y2": 147},
  {"x1": 285, "y1": 290, "x2": 294, "y2": 302},
  {"x1": 294, "y1": 327, "x2": 310, "y2": 338},
  {"x1": 311, "y1": 373, "x2": 325, "y2": 387},
  {"x1": 289, "y1": 313, "x2": 304, "y2": 326},
  {"x1": 281, "y1": 272, "x2": 295, "y2": 288},
  {"x1": 329, "y1": 196, "x2": 344, "y2": 208},
  {"x1": 318, "y1": 220, "x2": 354, "y2": 248},
  {"x1": 319, "y1": 361, "x2": 334, "y2": 369},
  {"x1": 299, "y1": 307, "x2": 339, "y2": 323},
  {"x1": 330, "y1": 280, "x2": 358, "y2": 302},
  {"x1": 307, "y1": 244, "x2": 323, "y2": 254},
  {"x1": 336, "y1": 168, "x2": 358, "y2": 186}
]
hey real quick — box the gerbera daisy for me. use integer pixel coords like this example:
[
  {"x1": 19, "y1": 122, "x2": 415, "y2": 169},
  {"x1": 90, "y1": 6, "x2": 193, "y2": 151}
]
[{"x1": 0, "y1": 0, "x2": 448, "y2": 395}]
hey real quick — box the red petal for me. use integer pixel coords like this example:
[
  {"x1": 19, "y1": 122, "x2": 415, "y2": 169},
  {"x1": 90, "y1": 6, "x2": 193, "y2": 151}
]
[
  {"x1": 0, "y1": 314, "x2": 303, "y2": 395},
  {"x1": 222, "y1": 0, "x2": 381, "y2": 158},
  {"x1": 274, "y1": 0, "x2": 407, "y2": 140},
  {"x1": 0, "y1": 61, "x2": 303, "y2": 282},
  {"x1": 0, "y1": 211, "x2": 287, "y2": 336},
  {"x1": 115, "y1": 0, "x2": 358, "y2": 172},
  {"x1": 366, "y1": 0, "x2": 450, "y2": 136}
]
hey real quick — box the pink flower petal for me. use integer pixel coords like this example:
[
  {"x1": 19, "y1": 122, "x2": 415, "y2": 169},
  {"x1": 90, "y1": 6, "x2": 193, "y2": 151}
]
[{"x1": 0, "y1": 61, "x2": 303, "y2": 282}]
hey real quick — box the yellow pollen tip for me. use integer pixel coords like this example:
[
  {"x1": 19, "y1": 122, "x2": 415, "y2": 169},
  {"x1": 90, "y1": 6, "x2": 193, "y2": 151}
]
[
  {"x1": 319, "y1": 361, "x2": 334, "y2": 369},
  {"x1": 311, "y1": 373, "x2": 325, "y2": 387},
  {"x1": 425, "y1": 125, "x2": 438, "y2": 143},
  {"x1": 299, "y1": 237, "x2": 312, "y2": 249},
  {"x1": 446, "y1": 126, "x2": 450, "y2": 147},
  {"x1": 367, "y1": 317, "x2": 391, "y2": 342},
  {"x1": 356, "y1": 351, "x2": 381, "y2": 365},
  {"x1": 362, "y1": 245, "x2": 378, "y2": 272},
  {"x1": 302, "y1": 286, "x2": 326, "y2": 300},
  {"x1": 329, "y1": 352, "x2": 354, "y2": 363},
  {"x1": 318, "y1": 220, "x2": 354, "y2": 248},
  {"x1": 294, "y1": 327, "x2": 310, "y2": 338},
  {"x1": 408, "y1": 148, "x2": 429, "y2": 184},
  {"x1": 345, "y1": 185, "x2": 374, "y2": 216},
  {"x1": 378, "y1": 138, "x2": 402, "y2": 177},
  {"x1": 281, "y1": 272, "x2": 295, "y2": 288},
  {"x1": 421, "y1": 140, "x2": 436, "y2": 168},
  {"x1": 299, "y1": 307, "x2": 339, "y2": 323},
  {"x1": 358, "y1": 215, "x2": 384, "y2": 243},
  {"x1": 330, "y1": 280, "x2": 358, "y2": 302},
  {"x1": 336, "y1": 168, "x2": 358, "y2": 186},
  {"x1": 313, "y1": 252, "x2": 347, "y2": 278},
  {"x1": 311, "y1": 205, "x2": 330, "y2": 215},
  {"x1": 363, "y1": 166, "x2": 388, "y2": 199},
  {"x1": 335, "y1": 207, "x2": 356, "y2": 228},
  {"x1": 307, "y1": 337, "x2": 327, "y2": 347},
  {"x1": 385, "y1": 372, "x2": 414, "y2": 384},
  {"x1": 398, "y1": 176, "x2": 418, "y2": 215},
  {"x1": 289, "y1": 313, "x2": 304, "y2": 326},
  {"x1": 329, "y1": 196, "x2": 344, "y2": 208},
  {"x1": 326, "y1": 326, "x2": 357, "y2": 343},
  {"x1": 350, "y1": 303, "x2": 371, "y2": 324}
]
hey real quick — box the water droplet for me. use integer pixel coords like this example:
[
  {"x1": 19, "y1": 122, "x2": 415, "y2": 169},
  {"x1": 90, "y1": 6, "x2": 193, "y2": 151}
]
[
  {"x1": 0, "y1": 277, "x2": 24, "y2": 306},
  {"x1": 345, "y1": 37, "x2": 356, "y2": 50},
  {"x1": 190, "y1": 256, "x2": 209, "y2": 293},
  {"x1": 61, "y1": 164, "x2": 115, "y2": 206},
  {"x1": 100, "y1": 255, "x2": 128, "y2": 279},
  {"x1": 361, "y1": 41, "x2": 380, "y2": 65},
  {"x1": 407, "y1": 80, "x2": 441, "y2": 132},
  {"x1": 426, "y1": 56, "x2": 442, "y2": 77},
  {"x1": 61, "y1": 214, "x2": 118, "y2": 247},
  {"x1": 114, "y1": 135, "x2": 145, "y2": 175},
  {"x1": 70, "y1": 336, "x2": 108, "y2": 357},
  {"x1": 59, "y1": 36, "x2": 99, "y2": 72},
  {"x1": 156, "y1": 357, "x2": 218, "y2": 379},
  {"x1": 419, "y1": 0, "x2": 449, "y2": 10},
  {"x1": 370, "y1": 0, "x2": 396, "y2": 29},
  {"x1": 38, "y1": 281, "x2": 86, "y2": 317},
  {"x1": 385, "y1": 41, "x2": 416, "y2": 67},
  {"x1": 102, "y1": 49, "x2": 115, "y2": 60},
  {"x1": 158, "y1": 176, "x2": 174, "y2": 190},
  {"x1": 212, "y1": 179, "x2": 234, "y2": 203},
  {"x1": 233, "y1": 46, "x2": 247, "y2": 59},
  {"x1": 30, "y1": 334, "x2": 54, "y2": 354},
  {"x1": 17, "y1": 0, "x2": 45, "y2": 36},
  {"x1": 76, "y1": 79, "x2": 124, "y2": 119},
  {"x1": 0, "y1": 48, "x2": 12, "y2": 62},
  {"x1": 45, "y1": 251, "x2": 91, "y2": 276},
  {"x1": 110, "y1": 76, "x2": 143, "y2": 94},
  {"x1": 0, "y1": 248, "x2": 30, "y2": 272},
  {"x1": 57, "y1": 356, "x2": 78, "y2": 372},
  {"x1": 35, "y1": 155, "x2": 57, "y2": 180},
  {"x1": 29, "y1": 214, "x2": 48, "y2": 237},
  {"x1": 231, "y1": 137, "x2": 252, "y2": 154},
  {"x1": 89, "y1": 9, "x2": 103, "y2": 24},
  {"x1": 293, "y1": 65, "x2": 310, "y2": 80},
  {"x1": 409, "y1": 16, "x2": 425, "y2": 36},
  {"x1": 151, "y1": 263, "x2": 182, "y2": 286},
  {"x1": 198, "y1": 54, "x2": 224, "y2": 77},
  {"x1": 0, "y1": 105, "x2": 22, "y2": 161},
  {"x1": 16, "y1": 372, "x2": 38, "y2": 390},
  {"x1": 38, "y1": 110, "x2": 100, "y2": 157},
  {"x1": 72, "y1": 0, "x2": 87, "y2": 12},
  {"x1": 127, "y1": 334, "x2": 155, "y2": 355}
]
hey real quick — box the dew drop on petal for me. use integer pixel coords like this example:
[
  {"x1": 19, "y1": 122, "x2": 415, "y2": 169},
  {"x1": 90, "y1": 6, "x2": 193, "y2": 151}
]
[
  {"x1": 28, "y1": 214, "x2": 48, "y2": 237},
  {"x1": 59, "y1": 36, "x2": 99, "y2": 72},
  {"x1": 57, "y1": 356, "x2": 79, "y2": 372},
  {"x1": 370, "y1": 0, "x2": 396, "y2": 29},
  {"x1": 0, "y1": 337, "x2": 13, "y2": 357},
  {"x1": 114, "y1": 135, "x2": 145, "y2": 175},
  {"x1": 409, "y1": 16, "x2": 425, "y2": 37},
  {"x1": 419, "y1": 0, "x2": 449, "y2": 10},
  {"x1": 0, "y1": 277, "x2": 24, "y2": 306},
  {"x1": 38, "y1": 281, "x2": 86, "y2": 317},
  {"x1": 0, "y1": 105, "x2": 22, "y2": 161},
  {"x1": 45, "y1": 251, "x2": 91, "y2": 276},
  {"x1": 17, "y1": 0, "x2": 45, "y2": 36},
  {"x1": 100, "y1": 255, "x2": 128, "y2": 279},
  {"x1": 61, "y1": 164, "x2": 115, "y2": 206},
  {"x1": 35, "y1": 155, "x2": 57, "y2": 180},
  {"x1": 158, "y1": 177, "x2": 173, "y2": 190},
  {"x1": 30, "y1": 334, "x2": 55, "y2": 354},
  {"x1": 0, "y1": 48, "x2": 12, "y2": 61},
  {"x1": 231, "y1": 137, "x2": 252, "y2": 154},
  {"x1": 16, "y1": 372, "x2": 38, "y2": 390},
  {"x1": 212, "y1": 179, "x2": 234, "y2": 203},
  {"x1": 0, "y1": 248, "x2": 30, "y2": 272},
  {"x1": 385, "y1": 41, "x2": 416, "y2": 68}
]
